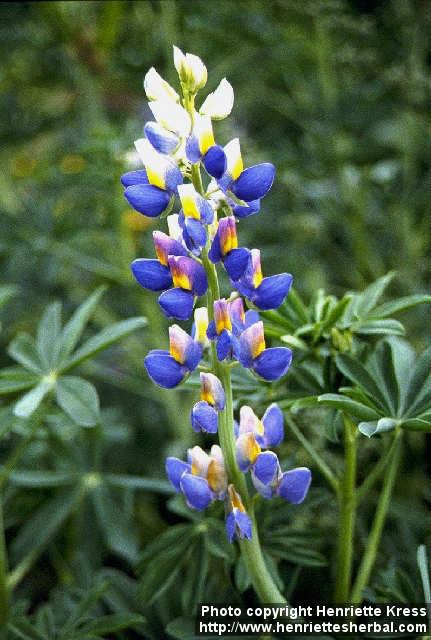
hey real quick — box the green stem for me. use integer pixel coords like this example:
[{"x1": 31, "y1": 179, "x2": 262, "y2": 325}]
[
  {"x1": 0, "y1": 417, "x2": 41, "y2": 491},
  {"x1": 0, "y1": 501, "x2": 9, "y2": 626},
  {"x1": 350, "y1": 431, "x2": 402, "y2": 604},
  {"x1": 334, "y1": 416, "x2": 357, "y2": 602},
  {"x1": 356, "y1": 434, "x2": 400, "y2": 505},
  {"x1": 184, "y1": 90, "x2": 285, "y2": 604},
  {"x1": 285, "y1": 414, "x2": 339, "y2": 494}
]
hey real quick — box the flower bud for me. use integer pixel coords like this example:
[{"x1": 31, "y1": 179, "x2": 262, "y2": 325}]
[{"x1": 173, "y1": 45, "x2": 207, "y2": 92}]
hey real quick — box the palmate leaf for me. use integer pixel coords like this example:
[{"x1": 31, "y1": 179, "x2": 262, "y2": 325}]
[
  {"x1": 317, "y1": 394, "x2": 380, "y2": 421},
  {"x1": 13, "y1": 378, "x2": 54, "y2": 418},
  {"x1": 365, "y1": 338, "x2": 415, "y2": 417},
  {"x1": 404, "y1": 345, "x2": 431, "y2": 417},
  {"x1": 358, "y1": 418, "x2": 398, "y2": 438},
  {"x1": 10, "y1": 485, "x2": 84, "y2": 564},
  {"x1": 353, "y1": 319, "x2": 405, "y2": 336},
  {"x1": 373, "y1": 294, "x2": 431, "y2": 318},
  {"x1": 36, "y1": 302, "x2": 62, "y2": 370},
  {"x1": 349, "y1": 272, "x2": 395, "y2": 318},
  {"x1": 90, "y1": 484, "x2": 139, "y2": 564},
  {"x1": 0, "y1": 367, "x2": 38, "y2": 395},
  {"x1": 181, "y1": 539, "x2": 209, "y2": 614},
  {"x1": 60, "y1": 317, "x2": 147, "y2": 373},
  {"x1": 60, "y1": 580, "x2": 110, "y2": 637},
  {"x1": 7, "y1": 334, "x2": 44, "y2": 375},
  {"x1": 268, "y1": 274, "x2": 430, "y2": 350},
  {"x1": 335, "y1": 353, "x2": 389, "y2": 413},
  {"x1": 56, "y1": 376, "x2": 100, "y2": 427},
  {"x1": 332, "y1": 338, "x2": 431, "y2": 434},
  {"x1": 79, "y1": 614, "x2": 144, "y2": 636},
  {"x1": 9, "y1": 470, "x2": 75, "y2": 488},
  {"x1": 58, "y1": 286, "x2": 107, "y2": 365}
]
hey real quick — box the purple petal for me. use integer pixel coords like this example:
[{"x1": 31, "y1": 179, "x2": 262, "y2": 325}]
[
  {"x1": 144, "y1": 121, "x2": 179, "y2": 154},
  {"x1": 253, "y1": 347, "x2": 292, "y2": 381},
  {"x1": 121, "y1": 170, "x2": 149, "y2": 187},
  {"x1": 185, "y1": 134, "x2": 201, "y2": 163},
  {"x1": 191, "y1": 401, "x2": 219, "y2": 434},
  {"x1": 232, "y1": 199, "x2": 261, "y2": 218},
  {"x1": 166, "y1": 457, "x2": 190, "y2": 491},
  {"x1": 203, "y1": 145, "x2": 227, "y2": 179},
  {"x1": 158, "y1": 288, "x2": 194, "y2": 320},
  {"x1": 131, "y1": 258, "x2": 172, "y2": 292},
  {"x1": 168, "y1": 256, "x2": 208, "y2": 297},
  {"x1": 224, "y1": 248, "x2": 250, "y2": 282},
  {"x1": 277, "y1": 467, "x2": 312, "y2": 504},
  {"x1": 124, "y1": 183, "x2": 170, "y2": 217},
  {"x1": 261, "y1": 403, "x2": 284, "y2": 447},
  {"x1": 251, "y1": 273, "x2": 293, "y2": 310},
  {"x1": 216, "y1": 330, "x2": 232, "y2": 361},
  {"x1": 180, "y1": 473, "x2": 213, "y2": 510},
  {"x1": 231, "y1": 163, "x2": 276, "y2": 201},
  {"x1": 153, "y1": 230, "x2": 187, "y2": 265},
  {"x1": 144, "y1": 350, "x2": 186, "y2": 388}
]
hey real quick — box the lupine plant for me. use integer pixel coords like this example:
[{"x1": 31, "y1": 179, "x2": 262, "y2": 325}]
[{"x1": 122, "y1": 46, "x2": 312, "y2": 604}]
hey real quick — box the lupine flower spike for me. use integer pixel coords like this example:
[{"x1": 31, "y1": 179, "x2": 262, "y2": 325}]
[{"x1": 124, "y1": 47, "x2": 311, "y2": 554}]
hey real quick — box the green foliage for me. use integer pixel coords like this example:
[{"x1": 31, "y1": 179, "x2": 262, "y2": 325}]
[
  {"x1": 319, "y1": 338, "x2": 431, "y2": 435},
  {"x1": 3, "y1": 290, "x2": 146, "y2": 423},
  {"x1": 0, "y1": 0, "x2": 430, "y2": 634}
]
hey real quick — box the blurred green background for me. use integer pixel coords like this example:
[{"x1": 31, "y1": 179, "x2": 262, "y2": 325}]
[{"x1": 0, "y1": 0, "x2": 430, "y2": 632}]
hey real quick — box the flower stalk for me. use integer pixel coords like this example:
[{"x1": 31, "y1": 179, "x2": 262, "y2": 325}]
[
  {"x1": 334, "y1": 415, "x2": 357, "y2": 603},
  {"x1": 190, "y1": 109, "x2": 285, "y2": 604},
  {"x1": 350, "y1": 430, "x2": 402, "y2": 604},
  {"x1": 124, "y1": 46, "x2": 309, "y2": 606}
]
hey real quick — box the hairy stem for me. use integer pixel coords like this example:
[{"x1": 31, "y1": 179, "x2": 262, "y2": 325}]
[
  {"x1": 350, "y1": 431, "x2": 402, "y2": 604},
  {"x1": 334, "y1": 415, "x2": 357, "y2": 602}
]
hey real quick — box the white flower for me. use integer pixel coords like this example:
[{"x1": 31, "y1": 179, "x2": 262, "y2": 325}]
[
  {"x1": 143, "y1": 67, "x2": 179, "y2": 102},
  {"x1": 200, "y1": 79, "x2": 234, "y2": 120},
  {"x1": 134, "y1": 138, "x2": 176, "y2": 190},
  {"x1": 167, "y1": 214, "x2": 182, "y2": 241},
  {"x1": 194, "y1": 307, "x2": 210, "y2": 348},
  {"x1": 173, "y1": 45, "x2": 207, "y2": 92},
  {"x1": 224, "y1": 138, "x2": 243, "y2": 180},
  {"x1": 149, "y1": 98, "x2": 191, "y2": 137}
]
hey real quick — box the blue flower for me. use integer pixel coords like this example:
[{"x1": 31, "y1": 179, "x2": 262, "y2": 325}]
[
  {"x1": 131, "y1": 232, "x2": 206, "y2": 321},
  {"x1": 131, "y1": 230, "x2": 188, "y2": 292},
  {"x1": 122, "y1": 139, "x2": 183, "y2": 218},
  {"x1": 186, "y1": 114, "x2": 226, "y2": 179},
  {"x1": 206, "y1": 299, "x2": 237, "y2": 361},
  {"x1": 234, "y1": 249, "x2": 293, "y2": 311},
  {"x1": 144, "y1": 121, "x2": 180, "y2": 155},
  {"x1": 218, "y1": 139, "x2": 275, "y2": 214},
  {"x1": 158, "y1": 255, "x2": 208, "y2": 320},
  {"x1": 235, "y1": 403, "x2": 284, "y2": 448},
  {"x1": 177, "y1": 183, "x2": 214, "y2": 254},
  {"x1": 144, "y1": 324, "x2": 202, "y2": 388},
  {"x1": 191, "y1": 372, "x2": 225, "y2": 434},
  {"x1": 166, "y1": 445, "x2": 227, "y2": 510},
  {"x1": 237, "y1": 321, "x2": 292, "y2": 381},
  {"x1": 277, "y1": 467, "x2": 312, "y2": 504},
  {"x1": 208, "y1": 216, "x2": 250, "y2": 281},
  {"x1": 225, "y1": 485, "x2": 252, "y2": 542},
  {"x1": 235, "y1": 433, "x2": 311, "y2": 502}
]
